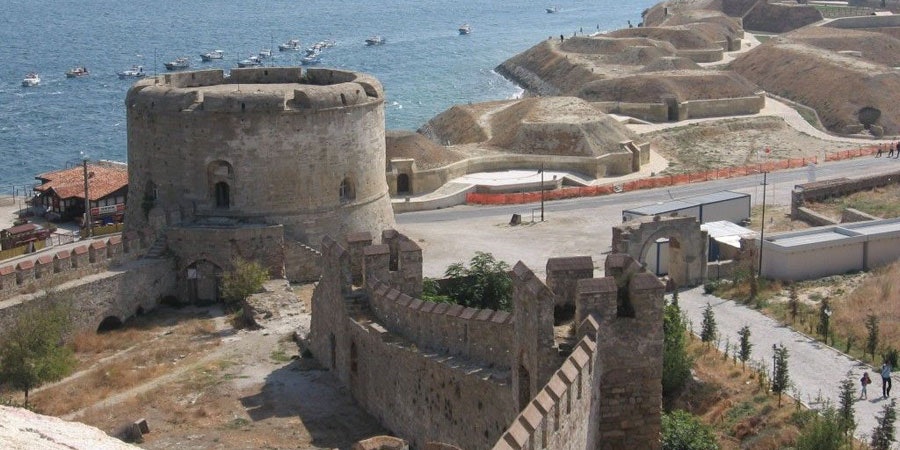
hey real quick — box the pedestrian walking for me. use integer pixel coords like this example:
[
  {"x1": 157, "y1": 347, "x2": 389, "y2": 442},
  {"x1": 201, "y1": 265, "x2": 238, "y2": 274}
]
[
  {"x1": 881, "y1": 362, "x2": 892, "y2": 398},
  {"x1": 895, "y1": 141, "x2": 900, "y2": 158},
  {"x1": 889, "y1": 144, "x2": 895, "y2": 158},
  {"x1": 862, "y1": 372, "x2": 872, "y2": 399},
  {"x1": 877, "y1": 144, "x2": 884, "y2": 157}
]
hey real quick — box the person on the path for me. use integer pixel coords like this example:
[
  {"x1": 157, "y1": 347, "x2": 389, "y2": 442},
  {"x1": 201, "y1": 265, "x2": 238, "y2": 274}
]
[
  {"x1": 895, "y1": 141, "x2": 900, "y2": 158},
  {"x1": 878, "y1": 144, "x2": 884, "y2": 157},
  {"x1": 889, "y1": 144, "x2": 894, "y2": 158},
  {"x1": 862, "y1": 372, "x2": 872, "y2": 399},
  {"x1": 881, "y1": 362, "x2": 892, "y2": 398}
]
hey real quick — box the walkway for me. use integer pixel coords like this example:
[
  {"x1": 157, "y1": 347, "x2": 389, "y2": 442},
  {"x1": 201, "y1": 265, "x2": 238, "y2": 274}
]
[{"x1": 678, "y1": 286, "x2": 898, "y2": 446}]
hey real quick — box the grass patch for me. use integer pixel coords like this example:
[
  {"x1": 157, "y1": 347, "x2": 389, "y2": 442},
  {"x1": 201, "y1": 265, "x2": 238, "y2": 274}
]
[
  {"x1": 270, "y1": 348, "x2": 292, "y2": 363},
  {"x1": 806, "y1": 184, "x2": 900, "y2": 220}
]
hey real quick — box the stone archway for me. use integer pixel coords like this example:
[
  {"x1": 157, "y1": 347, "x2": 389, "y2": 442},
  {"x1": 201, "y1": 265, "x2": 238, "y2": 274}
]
[
  {"x1": 186, "y1": 259, "x2": 223, "y2": 304},
  {"x1": 611, "y1": 215, "x2": 707, "y2": 287}
]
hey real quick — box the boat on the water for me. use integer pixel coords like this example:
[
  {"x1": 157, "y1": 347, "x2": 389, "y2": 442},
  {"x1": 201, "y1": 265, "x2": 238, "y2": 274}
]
[
  {"x1": 546, "y1": 6, "x2": 558, "y2": 13},
  {"x1": 258, "y1": 49, "x2": 273, "y2": 59},
  {"x1": 117, "y1": 65, "x2": 145, "y2": 79},
  {"x1": 458, "y1": 23, "x2": 472, "y2": 35},
  {"x1": 200, "y1": 50, "x2": 224, "y2": 61},
  {"x1": 278, "y1": 39, "x2": 301, "y2": 51},
  {"x1": 237, "y1": 55, "x2": 262, "y2": 68},
  {"x1": 164, "y1": 57, "x2": 190, "y2": 71},
  {"x1": 301, "y1": 53, "x2": 321, "y2": 65},
  {"x1": 365, "y1": 35, "x2": 386, "y2": 46},
  {"x1": 22, "y1": 73, "x2": 40, "y2": 87},
  {"x1": 65, "y1": 66, "x2": 89, "y2": 78}
]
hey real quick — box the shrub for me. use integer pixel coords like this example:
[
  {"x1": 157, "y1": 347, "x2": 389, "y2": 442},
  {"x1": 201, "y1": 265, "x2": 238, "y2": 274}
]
[
  {"x1": 220, "y1": 258, "x2": 269, "y2": 308},
  {"x1": 661, "y1": 410, "x2": 718, "y2": 450}
]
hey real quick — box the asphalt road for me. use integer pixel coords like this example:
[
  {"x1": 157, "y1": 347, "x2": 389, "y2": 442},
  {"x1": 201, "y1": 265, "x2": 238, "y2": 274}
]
[{"x1": 397, "y1": 154, "x2": 900, "y2": 278}]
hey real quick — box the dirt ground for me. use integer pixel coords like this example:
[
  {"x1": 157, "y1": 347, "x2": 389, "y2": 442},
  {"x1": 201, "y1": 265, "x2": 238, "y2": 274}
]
[
  {"x1": 18, "y1": 283, "x2": 385, "y2": 450},
  {"x1": 646, "y1": 116, "x2": 856, "y2": 174}
]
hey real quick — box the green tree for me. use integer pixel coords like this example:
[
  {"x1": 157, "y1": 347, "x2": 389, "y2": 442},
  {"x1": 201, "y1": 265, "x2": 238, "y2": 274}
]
[
  {"x1": 0, "y1": 300, "x2": 76, "y2": 406},
  {"x1": 700, "y1": 303, "x2": 717, "y2": 347},
  {"x1": 421, "y1": 277, "x2": 453, "y2": 304},
  {"x1": 220, "y1": 258, "x2": 270, "y2": 307},
  {"x1": 866, "y1": 314, "x2": 879, "y2": 362},
  {"x1": 738, "y1": 325, "x2": 752, "y2": 371},
  {"x1": 443, "y1": 252, "x2": 512, "y2": 311},
  {"x1": 788, "y1": 284, "x2": 800, "y2": 324},
  {"x1": 795, "y1": 405, "x2": 852, "y2": 450},
  {"x1": 817, "y1": 298, "x2": 832, "y2": 344},
  {"x1": 661, "y1": 410, "x2": 718, "y2": 450},
  {"x1": 772, "y1": 344, "x2": 790, "y2": 406},
  {"x1": 871, "y1": 399, "x2": 896, "y2": 450},
  {"x1": 663, "y1": 297, "x2": 692, "y2": 397},
  {"x1": 837, "y1": 372, "x2": 856, "y2": 436}
]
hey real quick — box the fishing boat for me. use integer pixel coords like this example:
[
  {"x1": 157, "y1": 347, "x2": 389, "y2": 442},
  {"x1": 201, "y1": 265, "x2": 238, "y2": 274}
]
[
  {"x1": 546, "y1": 6, "x2": 558, "y2": 13},
  {"x1": 200, "y1": 50, "x2": 224, "y2": 62},
  {"x1": 278, "y1": 39, "x2": 301, "y2": 51},
  {"x1": 237, "y1": 55, "x2": 262, "y2": 68},
  {"x1": 458, "y1": 24, "x2": 472, "y2": 35},
  {"x1": 21, "y1": 73, "x2": 40, "y2": 87},
  {"x1": 117, "y1": 65, "x2": 145, "y2": 79},
  {"x1": 65, "y1": 66, "x2": 89, "y2": 78},
  {"x1": 365, "y1": 35, "x2": 386, "y2": 46},
  {"x1": 258, "y1": 49, "x2": 273, "y2": 59},
  {"x1": 164, "y1": 57, "x2": 190, "y2": 71}
]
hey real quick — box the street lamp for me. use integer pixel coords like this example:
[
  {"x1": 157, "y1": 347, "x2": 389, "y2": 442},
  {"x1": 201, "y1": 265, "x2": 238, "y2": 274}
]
[
  {"x1": 757, "y1": 150, "x2": 769, "y2": 278},
  {"x1": 772, "y1": 343, "x2": 777, "y2": 384},
  {"x1": 81, "y1": 153, "x2": 92, "y2": 238}
]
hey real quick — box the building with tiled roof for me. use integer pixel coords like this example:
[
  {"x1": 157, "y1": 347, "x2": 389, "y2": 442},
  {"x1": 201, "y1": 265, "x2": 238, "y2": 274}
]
[{"x1": 33, "y1": 161, "x2": 128, "y2": 223}]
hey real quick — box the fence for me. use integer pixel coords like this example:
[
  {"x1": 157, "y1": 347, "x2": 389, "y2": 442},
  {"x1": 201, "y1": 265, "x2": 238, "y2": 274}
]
[
  {"x1": 81, "y1": 223, "x2": 125, "y2": 238},
  {"x1": 0, "y1": 240, "x2": 47, "y2": 262},
  {"x1": 467, "y1": 146, "x2": 878, "y2": 206}
]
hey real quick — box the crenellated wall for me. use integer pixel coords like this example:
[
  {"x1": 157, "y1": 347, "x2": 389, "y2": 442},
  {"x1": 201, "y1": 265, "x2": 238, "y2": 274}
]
[
  {"x1": 310, "y1": 229, "x2": 664, "y2": 450},
  {"x1": 0, "y1": 231, "x2": 153, "y2": 301}
]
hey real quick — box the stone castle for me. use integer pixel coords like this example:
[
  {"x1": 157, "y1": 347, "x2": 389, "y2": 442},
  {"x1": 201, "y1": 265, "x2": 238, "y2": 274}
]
[
  {"x1": 0, "y1": 66, "x2": 666, "y2": 449},
  {"x1": 310, "y1": 230, "x2": 664, "y2": 449},
  {"x1": 124, "y1": 67, "x2": 395, "y2": 298}
]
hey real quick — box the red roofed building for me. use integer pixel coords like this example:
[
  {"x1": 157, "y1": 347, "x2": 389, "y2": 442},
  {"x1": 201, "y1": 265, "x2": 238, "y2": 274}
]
[{"x1": 33, "y1": 162, "x2": 128, "y2": 223}]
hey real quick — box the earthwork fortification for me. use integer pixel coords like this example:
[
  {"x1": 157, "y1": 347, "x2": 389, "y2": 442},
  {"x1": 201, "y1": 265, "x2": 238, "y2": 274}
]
[
  {"x1": 310, "y1": 230, "x2": 664, "y2": 449},
  {"x1": 124, "y1": 68, "x2": 396, "y2": 295}
]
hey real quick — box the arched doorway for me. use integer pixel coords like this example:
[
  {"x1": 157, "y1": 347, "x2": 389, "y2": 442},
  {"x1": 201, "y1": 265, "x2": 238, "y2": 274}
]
[
  {"x1": 186, "y1": 259, "x2": 223, "y2": 304},
  {"x1": 612, "y1": 216, "x2": 707, "y2": 287},
  {"x1": 397, "y1": 173, "x2": 411, "y2": 195}
]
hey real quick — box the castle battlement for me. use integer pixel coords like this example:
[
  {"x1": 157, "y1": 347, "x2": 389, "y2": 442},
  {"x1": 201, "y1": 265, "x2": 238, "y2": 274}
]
[
  {"x1": 311, "y1": 229, "x2": 665, "y2": 450},
  {"x1": 0, "y1": 230, "x2": 153, "y2": 301},
  {"x1": 127, "y1": 67, "x2": 383, "y2": 113}
]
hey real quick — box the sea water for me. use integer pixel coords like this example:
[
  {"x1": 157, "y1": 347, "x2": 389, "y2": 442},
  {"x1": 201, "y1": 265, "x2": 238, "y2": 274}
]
[{"x1": 0, "y1": 0, "x2": 656, "y2": 188}]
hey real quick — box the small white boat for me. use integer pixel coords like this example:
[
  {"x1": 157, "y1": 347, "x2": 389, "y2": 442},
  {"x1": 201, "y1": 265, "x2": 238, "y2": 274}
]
[
  {"x1": 237, "y1": 55, "x2": 262, "y2": 68},
  {"x1": 22, "y1": 72, "x2": 40, "y2": 87},
  {"x1": 365, "y1": 35, "x2": 386, "y2": 46},
  {"x1": 117, "y1": 65, "x2": 145, "y2": 79},
  {"x1": 200, "y1": 50, "x2": 224, "y2": 61},
  {"x1": 164, "y1": 57, "x2": 190, "y2": 71},
  {"x1": 546, "y1": 6, "x2": 558, "y2": 13},
  {"x1": 65, "y1": 66, "x2": 89, "y2": 78},
  {"x1": 258, "y1": 49, "x2": 273, "y2": 59},
  {"x1": 458, "y1": 23, "x2": 472, "y2": 35},
  {"x1": 278, "y1": 39, "x2": 301, "y2": 51}
]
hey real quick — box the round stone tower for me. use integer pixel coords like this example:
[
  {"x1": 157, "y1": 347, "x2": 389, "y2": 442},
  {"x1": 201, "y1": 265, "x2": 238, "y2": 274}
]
[{"x1": 125, "y1": 67, "x2": 395, "y2": 285}]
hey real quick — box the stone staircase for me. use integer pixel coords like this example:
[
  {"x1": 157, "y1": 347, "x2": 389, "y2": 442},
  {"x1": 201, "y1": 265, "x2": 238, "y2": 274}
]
[{"x1": 143, "y1": 234, "x2": 168, "y2": 259}]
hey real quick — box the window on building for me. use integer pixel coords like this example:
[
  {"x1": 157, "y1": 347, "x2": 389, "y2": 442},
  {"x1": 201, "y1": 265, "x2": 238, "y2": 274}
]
[
  {"x1": 214, "y1": 182, "x2": 230, "y2": 209},
  {"x1": 339, "y1": 177, "x2": 355, "y2": 202}
]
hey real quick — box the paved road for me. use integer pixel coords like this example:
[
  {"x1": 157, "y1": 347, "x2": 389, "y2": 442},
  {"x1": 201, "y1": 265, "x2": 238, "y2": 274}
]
[{"x1": 679, "y1": 286, "x2": 897, "y2": 447}]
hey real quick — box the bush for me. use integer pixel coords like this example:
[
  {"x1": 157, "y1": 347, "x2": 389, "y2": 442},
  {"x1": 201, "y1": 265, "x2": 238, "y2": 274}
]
[
  {"x1": 795, "y1": 404, "x2": 852, "y2": 450},
  {"x1": 663, "y1": 299, "x2": 692, "y2": 397},
  {"x1": 661, "y1": 410, "x2": 718, "y2": 450},
  {"x1": 442, "y1": 252, "x2": 512, "y2": 311},
  {"x1": 883, "y1": 347, "x2": 899, "y2": 369},
  {"x1": 220, "y1": 258, "x2": 269, "y2": 308},
  {"x1": 703, "y1": 280, "x2": 720, "y2": 295}
]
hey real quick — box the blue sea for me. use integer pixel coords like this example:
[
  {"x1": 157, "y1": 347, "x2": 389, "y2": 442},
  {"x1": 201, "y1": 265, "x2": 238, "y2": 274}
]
[{"x1": 0, "y1": 0, "x2": 656, "y2": 189}]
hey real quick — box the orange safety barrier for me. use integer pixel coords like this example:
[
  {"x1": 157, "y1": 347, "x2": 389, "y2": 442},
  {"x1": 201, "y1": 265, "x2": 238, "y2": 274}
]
[{"x1": 465, "y1": 147, "x2": 867, "y2": 206}]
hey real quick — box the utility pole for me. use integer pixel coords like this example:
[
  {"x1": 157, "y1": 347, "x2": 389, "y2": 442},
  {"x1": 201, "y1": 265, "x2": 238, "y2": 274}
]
[
  {"x1": 83, "y1": 156, "x2": 92, "y2": 238},
  {"x1": 540, "y1": 162, "x2": 545, "y2": 222},
  {"x1": 758, "y1": 170, "x2": 767, "y2": 278}
]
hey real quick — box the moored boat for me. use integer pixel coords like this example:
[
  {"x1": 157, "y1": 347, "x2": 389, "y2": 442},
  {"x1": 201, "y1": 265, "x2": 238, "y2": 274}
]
[
  {"x1": 65, "y1": 66, "x2": 89, "y2": 78},
  {"x1": 117, "y1": 65, "x2": 145, "y2": 79},
  {"x1": 258, "y1": 49, "x2": 273, "y2": 59},
  {"x1": 458, "y1": 23, "x2": 472, "y2": 35},
  {"x1": 164, "y1": 57, "x2": 190, "y2": 71},
  {"x1": 200, "y1": 50, "x2": 224, "y2": 62},
  {"x1": 237, "y1": 55, "x2": 262, "y2": 68},
  {"x1": 365, "y1": 35, "x2": 386, "y2": 46},
  {"x1": 22, "y1": 73, "x2": 40, "y2": 87},
  {"x1": 546, "y1": 6, "x2": 558, "y2": 13},
  {"x1": 278, "y1": 39, "x2": 301, "y2": 51}
]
